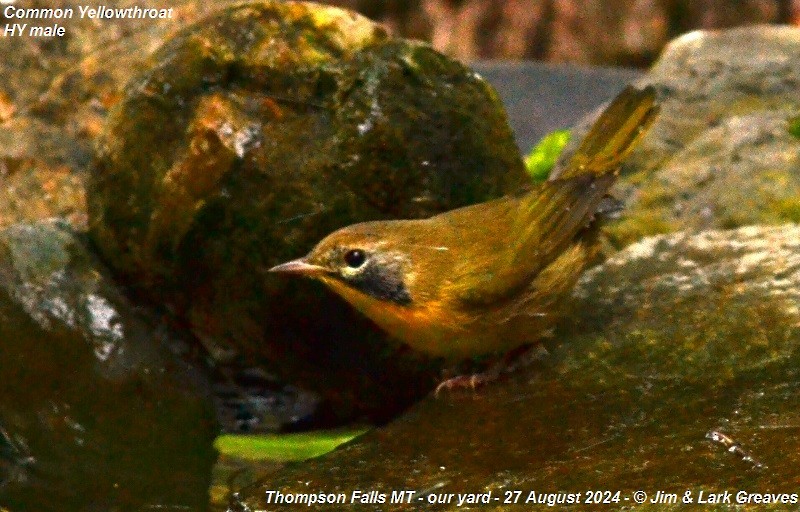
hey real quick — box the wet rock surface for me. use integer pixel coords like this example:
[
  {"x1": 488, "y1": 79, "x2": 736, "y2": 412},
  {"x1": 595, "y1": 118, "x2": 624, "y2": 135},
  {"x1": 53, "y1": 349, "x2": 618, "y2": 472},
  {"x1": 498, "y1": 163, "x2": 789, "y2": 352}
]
[
  {"x1": 0, "y1": 220, "x2": 217, "y2": 510},
  {"x1": 250, "y1": 223, "x2": 800, "y2": 510},
  {"x1": 87, "y1": 1, "x2": 528, "y2": 421}
]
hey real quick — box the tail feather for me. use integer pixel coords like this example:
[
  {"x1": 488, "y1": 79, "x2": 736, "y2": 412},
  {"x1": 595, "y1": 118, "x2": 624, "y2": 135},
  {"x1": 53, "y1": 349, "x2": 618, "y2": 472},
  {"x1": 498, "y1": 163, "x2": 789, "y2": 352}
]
[
  {"x1": 557, "y1": 85, "x2": 659, "y2": 180},
  {"x1": 510, "y1": 85, "x2": 658, "y2": 270}
]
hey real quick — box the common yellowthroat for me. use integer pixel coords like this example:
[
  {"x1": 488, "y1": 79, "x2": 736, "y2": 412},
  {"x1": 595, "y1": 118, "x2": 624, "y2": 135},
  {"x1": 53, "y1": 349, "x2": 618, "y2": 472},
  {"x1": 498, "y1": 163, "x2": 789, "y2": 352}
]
[{"x1": 271, "y1": 86, "x2": 658, "y2": 363}]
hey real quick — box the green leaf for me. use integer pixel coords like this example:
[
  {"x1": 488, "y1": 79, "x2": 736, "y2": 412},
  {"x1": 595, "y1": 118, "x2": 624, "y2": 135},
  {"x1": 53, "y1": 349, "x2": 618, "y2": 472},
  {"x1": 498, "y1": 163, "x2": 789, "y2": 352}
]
[
  {"x1": 788, "y1": 115, "x2": 800, "y2": 139},
  {"x1": 524, "y1": 129, "x2": 571, "y2": 182},
  {"x1": 214, "y1": 427, "x2": 369, "y2": 461}
]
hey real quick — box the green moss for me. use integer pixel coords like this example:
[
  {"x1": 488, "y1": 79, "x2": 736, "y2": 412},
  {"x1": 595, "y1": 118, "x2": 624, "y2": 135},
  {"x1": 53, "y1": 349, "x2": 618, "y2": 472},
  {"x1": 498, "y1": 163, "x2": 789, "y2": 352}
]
[
  {"x1": 524, "y1": 129, "x2": 571, "y2": 182},
  {"x1": 773, "y1": 197, "x2": 800, "y2": 223},
  {"x1": 604, "y1": 213, "x2": 674, "y2": 249},
  {"x1": 788, "y1": 115, "x2": 800, "y2": 139},
  {"x1": 214, "y1": 427, "x2": 369, "y2": 461}
]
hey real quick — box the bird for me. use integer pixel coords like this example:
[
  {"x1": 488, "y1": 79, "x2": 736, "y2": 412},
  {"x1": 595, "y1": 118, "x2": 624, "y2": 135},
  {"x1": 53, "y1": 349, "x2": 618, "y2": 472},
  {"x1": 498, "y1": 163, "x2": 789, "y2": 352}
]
[{"x1": 270, "y1": 85, "x2": 658, "y2": 388}]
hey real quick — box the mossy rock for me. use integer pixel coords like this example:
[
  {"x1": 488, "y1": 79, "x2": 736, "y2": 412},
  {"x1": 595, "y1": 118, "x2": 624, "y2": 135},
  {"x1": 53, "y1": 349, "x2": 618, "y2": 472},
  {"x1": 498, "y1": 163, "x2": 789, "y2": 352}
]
[
  {"x1": 557, "y1": 26, "x2": 800, "y2": 250},
  {"x1": 88, "y1": 1, "x2": 527, "y2": 422}
]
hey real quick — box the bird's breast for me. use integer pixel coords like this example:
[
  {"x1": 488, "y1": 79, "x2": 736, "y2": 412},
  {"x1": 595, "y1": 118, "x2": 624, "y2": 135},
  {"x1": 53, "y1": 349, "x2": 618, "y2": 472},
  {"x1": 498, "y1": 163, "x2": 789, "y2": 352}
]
[
  {"x1": 321, "y1": 273, "x2": 555, "y2": 360},
  {"x1": 321, "y1": 276, "x2": 475, "y2": 356}
]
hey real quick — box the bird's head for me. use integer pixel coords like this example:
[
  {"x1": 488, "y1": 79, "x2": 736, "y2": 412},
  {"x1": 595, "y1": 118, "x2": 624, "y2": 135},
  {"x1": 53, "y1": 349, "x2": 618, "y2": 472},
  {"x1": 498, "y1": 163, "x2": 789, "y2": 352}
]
[{"x1": 270, "y1": 221, "x2": 415, "y2": 306}]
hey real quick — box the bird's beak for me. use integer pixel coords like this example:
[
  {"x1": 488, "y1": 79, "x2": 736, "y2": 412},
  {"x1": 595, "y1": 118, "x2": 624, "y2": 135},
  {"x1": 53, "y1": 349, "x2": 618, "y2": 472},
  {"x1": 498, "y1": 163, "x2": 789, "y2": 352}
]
[{"x1": 268, "y1": 258, "x2": 328, "y2": 276}]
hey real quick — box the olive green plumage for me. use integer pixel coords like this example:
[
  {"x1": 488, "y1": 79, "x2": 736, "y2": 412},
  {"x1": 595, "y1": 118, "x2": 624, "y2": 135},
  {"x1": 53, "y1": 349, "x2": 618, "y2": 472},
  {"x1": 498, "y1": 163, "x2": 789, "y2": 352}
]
[{"x1": 272, "y1": 86, "x2": 659, "y2": 359}]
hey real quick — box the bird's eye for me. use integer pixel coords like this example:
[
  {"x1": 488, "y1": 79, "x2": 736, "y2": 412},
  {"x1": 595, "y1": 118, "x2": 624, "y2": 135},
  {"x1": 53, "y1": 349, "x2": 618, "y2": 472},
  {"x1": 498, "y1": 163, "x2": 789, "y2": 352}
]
[{"x1": 343, "y1": 249, "x2": 367, "y2": 269}]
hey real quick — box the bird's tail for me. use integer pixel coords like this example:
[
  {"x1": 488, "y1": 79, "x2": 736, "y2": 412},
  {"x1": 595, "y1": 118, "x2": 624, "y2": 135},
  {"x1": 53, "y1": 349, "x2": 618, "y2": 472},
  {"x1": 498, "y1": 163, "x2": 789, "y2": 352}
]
[
  {"x1": 556, "y1": 85, "x2": 659, "y2": 181},
  {"x1": 507, "y1": 85, "x2": 658, "y2": 271}
]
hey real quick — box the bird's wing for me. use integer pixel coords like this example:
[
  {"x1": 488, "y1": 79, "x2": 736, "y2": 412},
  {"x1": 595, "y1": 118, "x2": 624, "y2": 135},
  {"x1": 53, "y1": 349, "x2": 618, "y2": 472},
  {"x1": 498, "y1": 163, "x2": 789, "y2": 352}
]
[{"x1": 453, "y1": 85, "x2": 659, "y2": 306}]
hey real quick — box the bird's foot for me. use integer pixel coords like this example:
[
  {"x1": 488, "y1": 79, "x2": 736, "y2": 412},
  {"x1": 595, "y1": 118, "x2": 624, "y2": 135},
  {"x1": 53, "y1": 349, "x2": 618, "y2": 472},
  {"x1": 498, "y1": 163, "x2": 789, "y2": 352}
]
[
  {"x1": 434, "y1": 343, "x2": 549, "y2": 396},
  {"x1": 434, "y1": 371, "x2": 498, "y2": 396}
]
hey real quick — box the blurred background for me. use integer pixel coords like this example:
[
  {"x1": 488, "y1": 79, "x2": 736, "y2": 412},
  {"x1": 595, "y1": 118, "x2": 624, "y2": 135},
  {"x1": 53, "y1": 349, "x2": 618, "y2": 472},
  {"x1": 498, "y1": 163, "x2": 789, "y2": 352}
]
[{"x1": 321, "y1": 0, "x2": 800, "y2": 66}]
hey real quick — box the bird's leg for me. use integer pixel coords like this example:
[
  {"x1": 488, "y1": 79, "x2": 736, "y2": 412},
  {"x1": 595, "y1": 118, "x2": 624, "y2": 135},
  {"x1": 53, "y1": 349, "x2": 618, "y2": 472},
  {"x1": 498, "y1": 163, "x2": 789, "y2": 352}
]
[
  {"x1": 434, "y1": 363, "x2": 503, "y2": 395},
  {"x1": 434, "y1": 343, "x2": 549, "y2": 396}
]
